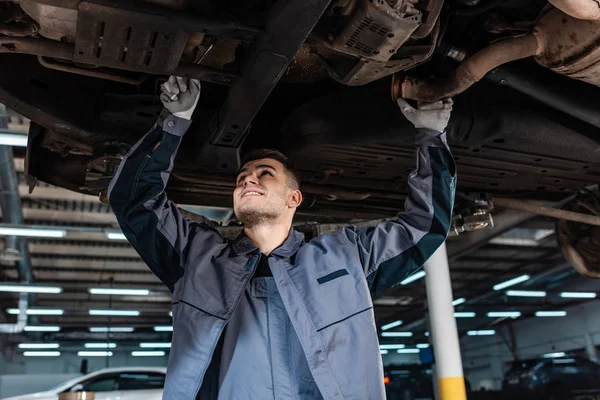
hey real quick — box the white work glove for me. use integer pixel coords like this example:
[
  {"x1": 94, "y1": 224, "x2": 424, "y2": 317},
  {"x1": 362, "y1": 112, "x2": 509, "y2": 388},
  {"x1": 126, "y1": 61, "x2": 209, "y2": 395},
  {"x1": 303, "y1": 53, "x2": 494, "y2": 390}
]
[
  {"x1": 160, "y1": 76, "x2": 201, "y2": 120},
  {"x1": 397, "y1": 98, "x2": 453, "y2": 132}
]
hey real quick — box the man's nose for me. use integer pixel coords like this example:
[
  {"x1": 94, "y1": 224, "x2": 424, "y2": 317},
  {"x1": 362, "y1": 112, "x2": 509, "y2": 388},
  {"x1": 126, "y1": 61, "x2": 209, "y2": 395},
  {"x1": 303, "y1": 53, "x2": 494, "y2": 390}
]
[{"x1": 243, "y1": 174, "x2": 259, "y2": 186}]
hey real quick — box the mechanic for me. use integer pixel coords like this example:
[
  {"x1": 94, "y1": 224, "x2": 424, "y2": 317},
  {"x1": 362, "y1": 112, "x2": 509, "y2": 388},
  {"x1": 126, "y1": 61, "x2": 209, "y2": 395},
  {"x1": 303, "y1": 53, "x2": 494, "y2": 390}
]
[{"x1": 108, "y1": 76, "x2": 455, "y2": 400}]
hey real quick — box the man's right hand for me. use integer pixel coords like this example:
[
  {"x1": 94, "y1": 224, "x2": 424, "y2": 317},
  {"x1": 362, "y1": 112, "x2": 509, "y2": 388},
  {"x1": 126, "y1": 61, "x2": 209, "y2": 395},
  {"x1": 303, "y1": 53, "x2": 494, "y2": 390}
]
[{"x1": 160, "y1": 76, "x2": 201, "y2": 120}]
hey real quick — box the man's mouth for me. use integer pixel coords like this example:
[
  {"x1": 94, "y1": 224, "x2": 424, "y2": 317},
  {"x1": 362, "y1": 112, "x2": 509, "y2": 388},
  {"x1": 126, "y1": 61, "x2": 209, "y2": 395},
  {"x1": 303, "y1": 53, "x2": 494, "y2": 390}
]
[{"x1": 241, "y1": 190, "x2": 264, "y2": 198}]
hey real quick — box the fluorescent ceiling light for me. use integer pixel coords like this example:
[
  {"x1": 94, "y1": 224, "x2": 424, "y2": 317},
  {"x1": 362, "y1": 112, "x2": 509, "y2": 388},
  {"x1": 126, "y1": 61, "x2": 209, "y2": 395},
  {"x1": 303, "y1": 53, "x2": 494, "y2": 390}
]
[
  {"x1": 401, "y1": 270, "x2": 426, "y2": 285},
  {"x1": 8, "y1": 308, "x2": 64, "y2": 315},
  {"x1": 18, "y1": 343, "x2": 59, "y2": 349},
  {"x1": 379, "y1": 344, "x2": 406, "y2": 350},
  {"x1": 417, "y1": 343, "x2": 430, "y2": 349},
  {"x1": 23, "y1": 351, "x2": 60, "y2": 357},
  {"x1": 543, "y1": 352, "x2": 566, "y2": 358},
  {"x1": 424, "y1": 332, "x2": 429, "y2": 337},
  {"x1": 381, "y1": 332, "x2": 413, "y2": 337},
  {"x1": 0, "y1": 285, "x2": 62, "y2": 294},
  {"x1": 467, "y1": 330, "x2": 496, "y2": 336},
  {"x1": 106, "y1": 232, "x2": 127, "y2": 240},
  {"x1": 535, "y1": 311, "x2": 567, "y2": 317},
  {"x1": 169, "y1": 311, "x2": 173, "y2": 317},
  {"x1": 381, "y1": 320, "x2": 402, "y2": 331},
  {"x1": 84, "y1": 343, "x2": 117, "y2": 349},
  {"x1": 380, "y1": 350, "x2": 389, "y2": 355},
  {"x1": 78, "y1": 351, "x2": 113, "y2": 357},
  {"x1": 452, "y1": 298, "x2": 466, "y2": 306},
  {"x1": 153, "y1": 326, "x2": 173, "y2": 332},
  {"x1": 0, "y1": 227, "x2": 66, "y2": 238},
  {"x1": 506, "y1": 290, "x2": 546, "y2": 298},
  {"x1": 132, "y1": 351, "x2": 165, "y2": 357},
  {"x1": 89, "y1": 288, "x2": 149, "y2": 296},
  {"x1": 139, "y1": 342, "x2": 171, "y2": 348},
  {"x1": 89, "y1": 310, "x2": 140, "y2": 316},
  {"x1": 560, "y1": 292, "x2": 597, "y2": 299},
  {"x1": 396, "y1": 349, "x2": 420, "y2": 354},
  {"x1": 493, "y1": 275, "x2": 530, "y2": 291},
  {"x1": 89, "y1": 327, "x2": 134, "y2": 333},
  {"x1": 0, "y1": 133, "x2": 27, "y2": 147},
  {"x1": 487, "y1": 311, "x2": 521, "y2": 318},
  {"x1": 24, "y1": 326, "x2": 60, "y2": 332},
  {"x1": 454, "y1": 312, "x2": 476, "y2": 318}
]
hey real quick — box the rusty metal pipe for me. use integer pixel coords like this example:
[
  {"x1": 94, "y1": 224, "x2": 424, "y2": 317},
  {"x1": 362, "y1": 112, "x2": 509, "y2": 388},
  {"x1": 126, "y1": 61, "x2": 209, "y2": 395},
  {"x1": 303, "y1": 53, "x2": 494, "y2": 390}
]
[
  {"x1": 395, "y1": 33, "x2": 542, "y2": 102},
  {"x1": 548, "y1": 0, "x2": 600, "y2": 20},
  {"x1": 494, "y1": 197, "x2": 600, "y2": 227},
  {"x1": 38, "y1": 56, "x2": 148, "y2": 85}
]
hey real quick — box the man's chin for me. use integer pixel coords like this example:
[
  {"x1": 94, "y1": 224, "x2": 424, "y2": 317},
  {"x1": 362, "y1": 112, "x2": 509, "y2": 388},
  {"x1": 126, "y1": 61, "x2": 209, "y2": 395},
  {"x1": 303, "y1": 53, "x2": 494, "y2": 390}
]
[{"x1": 235, "y1": 207, "x2": 279, "y2": 227}]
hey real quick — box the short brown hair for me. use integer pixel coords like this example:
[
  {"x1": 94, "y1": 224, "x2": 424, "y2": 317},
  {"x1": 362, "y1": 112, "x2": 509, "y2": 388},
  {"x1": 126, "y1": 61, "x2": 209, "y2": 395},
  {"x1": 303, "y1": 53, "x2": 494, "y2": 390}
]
[{"x1": 241, "y1": 149, "x2": 301, "y2": 190}]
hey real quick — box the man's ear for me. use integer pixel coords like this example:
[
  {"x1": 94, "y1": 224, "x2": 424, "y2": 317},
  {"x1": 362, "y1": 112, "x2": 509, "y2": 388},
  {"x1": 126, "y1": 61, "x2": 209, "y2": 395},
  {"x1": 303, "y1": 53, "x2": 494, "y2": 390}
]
[{"x1": 288, "y1": 189, "x2": 303, "y2": 209}]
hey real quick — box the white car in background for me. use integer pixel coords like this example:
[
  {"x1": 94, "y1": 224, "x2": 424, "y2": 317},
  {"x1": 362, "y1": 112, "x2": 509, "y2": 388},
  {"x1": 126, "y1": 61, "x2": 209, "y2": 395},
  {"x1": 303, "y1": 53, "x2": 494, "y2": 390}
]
[{"x1": 1, "y1": 367, "x2": 166, "y2": 400}]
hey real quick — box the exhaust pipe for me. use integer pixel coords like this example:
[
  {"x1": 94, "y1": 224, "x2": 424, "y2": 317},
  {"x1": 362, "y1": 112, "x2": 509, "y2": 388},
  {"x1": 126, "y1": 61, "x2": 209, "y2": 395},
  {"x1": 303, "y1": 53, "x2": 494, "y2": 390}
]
[
  {"x1": 548, "y1": 0, "x2": 600, "y2": 20},
  {"x1": 393, "y1": 7, "x2": 600, "y2": 102}
]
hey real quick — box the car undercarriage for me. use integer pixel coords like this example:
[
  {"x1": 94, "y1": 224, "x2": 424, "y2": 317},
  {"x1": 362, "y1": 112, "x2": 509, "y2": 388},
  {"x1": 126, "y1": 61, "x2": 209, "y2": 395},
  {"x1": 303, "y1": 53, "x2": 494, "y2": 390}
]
[{"x1": 0, "y1": 0, "x2": 598, "y2": 270}]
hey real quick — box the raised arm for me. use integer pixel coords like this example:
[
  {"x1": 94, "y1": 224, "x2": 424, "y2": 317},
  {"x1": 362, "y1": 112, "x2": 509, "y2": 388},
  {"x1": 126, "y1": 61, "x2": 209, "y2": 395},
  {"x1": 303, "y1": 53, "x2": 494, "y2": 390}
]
[
  {"x1": 108, "y1": 77, "x2": 223, "y2": 292},
  {"x1": 344, "y1": 99, "x2": 456, "y2": 295}
]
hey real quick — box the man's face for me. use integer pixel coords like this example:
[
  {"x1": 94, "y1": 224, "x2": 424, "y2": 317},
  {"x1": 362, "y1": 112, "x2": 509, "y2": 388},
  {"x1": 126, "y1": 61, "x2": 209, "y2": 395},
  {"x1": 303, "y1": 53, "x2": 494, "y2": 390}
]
[{"x1": 233, "y1": 158, "x2": 298, "y2": 227}]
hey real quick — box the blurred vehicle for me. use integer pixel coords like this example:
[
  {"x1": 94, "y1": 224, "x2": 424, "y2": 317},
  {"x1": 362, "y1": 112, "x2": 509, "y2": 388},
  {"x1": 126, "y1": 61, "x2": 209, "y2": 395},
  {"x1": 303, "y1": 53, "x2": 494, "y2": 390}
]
[
  {"x1": 384, "y1": 364, "x2": 435, "y2": 400},
  {"x1": 1, "y1": 367, "x2": 166, "y2": 400},
  {"x1": 503, "y1": 356, "x2": 600, "y2": 400}
]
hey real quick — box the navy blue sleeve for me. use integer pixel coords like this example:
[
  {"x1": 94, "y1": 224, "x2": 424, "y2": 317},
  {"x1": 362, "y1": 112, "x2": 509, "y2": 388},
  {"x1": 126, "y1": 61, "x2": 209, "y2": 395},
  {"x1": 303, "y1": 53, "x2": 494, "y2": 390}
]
[
  {"x1": 108, "y1": 112, "x2": 225, "y2": 291},
  {"x1": 342, "y1": 130, "x2": 456, "y2": 296}
]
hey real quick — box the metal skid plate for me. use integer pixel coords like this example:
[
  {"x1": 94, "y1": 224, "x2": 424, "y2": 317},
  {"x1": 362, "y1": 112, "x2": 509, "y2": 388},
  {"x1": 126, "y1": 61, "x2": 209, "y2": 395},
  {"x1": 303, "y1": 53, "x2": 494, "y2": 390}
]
[
  {"x1": 329, "y1": 0, "x2": 421, "y2": 62},
  {"x1": 74, "y1": 1, "x2": 188, "y2": 74}
]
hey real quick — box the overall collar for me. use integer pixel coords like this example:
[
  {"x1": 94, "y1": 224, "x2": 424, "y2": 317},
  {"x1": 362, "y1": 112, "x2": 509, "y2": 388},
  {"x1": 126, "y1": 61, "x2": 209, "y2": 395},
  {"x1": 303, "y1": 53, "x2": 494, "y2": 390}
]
[{"x1": 231, "y1": 228, "x2": 303, "y2": 258}]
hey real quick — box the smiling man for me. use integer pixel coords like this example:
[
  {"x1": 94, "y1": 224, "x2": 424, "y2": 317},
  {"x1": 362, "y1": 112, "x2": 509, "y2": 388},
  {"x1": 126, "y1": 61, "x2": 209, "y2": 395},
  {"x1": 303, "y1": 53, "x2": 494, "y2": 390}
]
[{"x1": 109, "y1": 76, "x2": 456, "y2": 400}]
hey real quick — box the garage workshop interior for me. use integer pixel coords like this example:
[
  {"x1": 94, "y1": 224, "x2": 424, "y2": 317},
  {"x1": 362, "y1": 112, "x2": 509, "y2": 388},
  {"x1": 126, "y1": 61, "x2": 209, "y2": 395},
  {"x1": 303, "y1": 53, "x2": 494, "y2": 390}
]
[{"x1": 0, "y1": 0, "x2": 599, "y2": 398}]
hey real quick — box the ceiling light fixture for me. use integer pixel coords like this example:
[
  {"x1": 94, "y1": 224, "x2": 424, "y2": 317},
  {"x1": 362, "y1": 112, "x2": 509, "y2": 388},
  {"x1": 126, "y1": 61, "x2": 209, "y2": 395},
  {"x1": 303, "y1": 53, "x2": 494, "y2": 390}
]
[
  {"x1": 139, "y1": 342, "x2": 171, "y2": 348},
  {"x1": 379, "y1": 344, "x2": 406, "y2": 350},
  {"x1": 89, "y1": 288, "x2": 149, "y2": 296},
  {"x1": 153, "y1": 326, "x2": 173, "y2": 332},
  {"x1": 381, "y1": 332, "x2": 413, "y2": 337},
  {"x1": 23, "y1": 351, "x2": 60, "y2": 357},
  {"x1": 18, "y1": 343, "x2": 59, "y2": 349},
  {"x1": 535, "y1": 311, "x2": 567, "y2": 317},
  {"x1": 89, "y1": 310, "x2": 140, "y2": 317},
  {"x1": 0, "y1": 133, "x2": 27, "y2": 147},
  {"x1": 454, "y1": 312, "x2": 476, "y2": 318},
  {"x1": 506, "y1": 290, "x2": 546, "y2": 298},
  {"x1": 416, "y1": 343, "x2": 430, "y2": 349},
  {"x1": 23, "y1": 326, "x2": 60, "y2": 332},
  {"x1": 77, "y1": 351, "x2": 113, "y2": 357},
  {"x1": 105, "y1": 232, "x2": 127, "y2": 240},
  {"x1": 487, "y1": 311, "x2": 521, "y2": 318},
  {"x1": 131, "y1": 351, "x2": 166, "y2": 357},
  {"x1": 400, "y1": 270, "x2": 426, "y2": 285},
  {"x1": 7, "y1": 308, "x2": 64, "y2": 315},
  {"x1": 396, "y1": 349, "x2": 420, "y2": 353},
  {"x1": 0, "y1": 285, "x2": 62, "y2": 294},
  {"x1": 543, "y1": 352, "x2": 566, "y2": 358},
  {"x1": 0, "y1": 227, "x2": 66, "y2": 238},
  {"x1": 380, "y1": 350, "x2": 389, "y2": 354},
  {"x1": 84, "y1": 343, "x2": 117, "y2": 349},
  {"x1": 467, "y1": 330, "x2": 496, "y2": 336},
  {"x1": 560, "y1": 292, "x2": 597, "y2": 299},
  {"x1": 493, "y1": 275, "x2": 530, "y2": 291},
  {"x1": 381, "y1": 320, "x2": 402, "y2": 331},
  {"x1": 452, "y1": 298, "x2": 466, "y2": 306},
  {"x1": 89, "y1": 327, "x2": 134, "y2": 333}
]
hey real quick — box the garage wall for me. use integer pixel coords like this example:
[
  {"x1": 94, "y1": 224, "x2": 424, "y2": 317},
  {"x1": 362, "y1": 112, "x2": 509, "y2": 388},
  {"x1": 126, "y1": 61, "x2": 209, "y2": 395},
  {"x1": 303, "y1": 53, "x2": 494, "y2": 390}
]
[{"x1": 461, "y1": 300, "x2": 600, "y2": 390}]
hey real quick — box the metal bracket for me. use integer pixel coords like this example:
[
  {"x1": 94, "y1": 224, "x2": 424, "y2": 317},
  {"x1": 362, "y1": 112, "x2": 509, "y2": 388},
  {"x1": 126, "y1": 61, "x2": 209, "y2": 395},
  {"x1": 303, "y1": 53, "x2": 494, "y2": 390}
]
[{"x1": 198, "y1": 0, "x2": 334, "y2": 172}]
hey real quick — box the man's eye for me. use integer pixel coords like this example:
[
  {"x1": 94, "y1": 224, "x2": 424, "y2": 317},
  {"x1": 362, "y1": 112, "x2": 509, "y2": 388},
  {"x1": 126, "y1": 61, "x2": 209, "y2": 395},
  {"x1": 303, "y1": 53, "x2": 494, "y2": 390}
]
[{"x1": 261, "y1": 171, "x2": 272, "y2": 177}]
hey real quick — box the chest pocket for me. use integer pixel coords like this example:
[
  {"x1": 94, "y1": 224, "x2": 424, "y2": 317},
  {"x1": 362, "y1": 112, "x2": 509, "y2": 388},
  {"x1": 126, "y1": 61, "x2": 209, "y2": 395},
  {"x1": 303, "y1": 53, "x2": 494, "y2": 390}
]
[{"x1": 286, "y1": 234, "x2": 373, "y2": 331}]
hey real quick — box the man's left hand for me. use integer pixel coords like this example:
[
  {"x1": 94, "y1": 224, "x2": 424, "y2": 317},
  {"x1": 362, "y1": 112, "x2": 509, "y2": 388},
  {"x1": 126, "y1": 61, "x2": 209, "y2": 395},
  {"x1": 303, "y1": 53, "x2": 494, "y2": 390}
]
[{"x1": 397, "y1": 98, "x2": 453, "y2": 132}]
